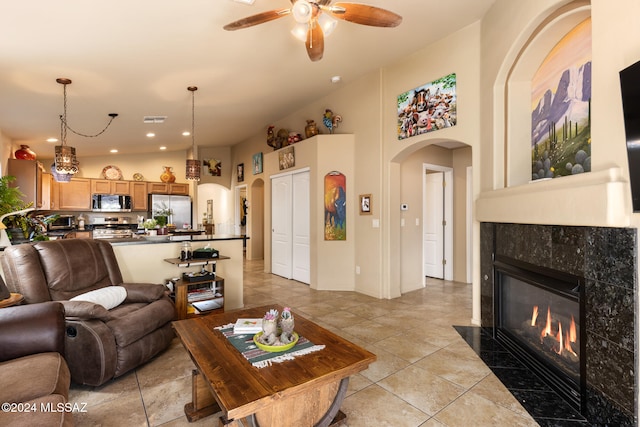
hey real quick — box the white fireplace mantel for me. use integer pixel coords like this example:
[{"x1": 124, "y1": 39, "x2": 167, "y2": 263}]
[{"x1": 476, "y1": 167, "x2": 631, "y2": 227}]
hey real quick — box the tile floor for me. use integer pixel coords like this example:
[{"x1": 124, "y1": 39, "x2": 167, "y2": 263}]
[{"x1": 69, "y1": 259, "x2": 539, "y2": 426}]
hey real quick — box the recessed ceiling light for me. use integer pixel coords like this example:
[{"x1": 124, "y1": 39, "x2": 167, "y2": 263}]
[
  {"x1": 46, "y1": 137, "x2": 58, "y2": 143},
  {"x1": 146, "y1": 132, "x2": 155, "y2": 138},
  {"x1": 110, "y1": 149, "x2": 118, "y2": 153},
  {"x1": 330, "y1": 75, "x2": 342, "y2": 84},
  {"x1": 182, "y1": 131, "x2": 190, "y2": 136},
  {"x1": 159, "y1": 146, "x2": 167, "y2": 150}
]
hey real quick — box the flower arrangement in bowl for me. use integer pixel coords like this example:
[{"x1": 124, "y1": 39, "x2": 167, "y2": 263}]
[{"x1": 254, "y1": 308, "x2": 298, "y2": 351}]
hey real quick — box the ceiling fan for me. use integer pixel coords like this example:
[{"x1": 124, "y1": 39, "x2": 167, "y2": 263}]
[{"x1": 224, "y1": 1, "x2": 402, "y2": 62}]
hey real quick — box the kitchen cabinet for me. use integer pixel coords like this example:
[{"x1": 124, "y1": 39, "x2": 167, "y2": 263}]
[
  {"x1": 131, "y1": 181, "x2": 148, "y2": 211},
  {"x1": 7, "y1": 159, "x2": 50, "y2": 209},
  {"x1": 148, "y1": 182, "x2": 189, "y2": 195},
  {"x1": 52, "y1": 178, "x2": 92, "y2": 211},
  {"x1": 91, "y1": 179, "x2": 130, "y2": 195}
]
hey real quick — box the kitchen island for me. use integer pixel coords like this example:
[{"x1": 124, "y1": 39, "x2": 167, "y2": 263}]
[{"x1": 110, "y1": 234, "x2": 245, "y2": 311}]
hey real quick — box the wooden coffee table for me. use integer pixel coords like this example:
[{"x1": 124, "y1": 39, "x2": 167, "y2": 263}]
[{"x1": 172, "y1": 305, "x2": 376, "y2": 427}]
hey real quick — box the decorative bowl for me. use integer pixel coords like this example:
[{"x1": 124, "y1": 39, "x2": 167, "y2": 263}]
[{"x1": 253, "y1": 332, "x2": 299, "y2": 353}]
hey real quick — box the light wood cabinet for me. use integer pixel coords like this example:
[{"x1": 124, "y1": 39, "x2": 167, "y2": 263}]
[
  {"x1": 131, "y1": 181, "x2": 148, "y2": 211},
  {"x1": 7, "y1": 159, "x2": 50, "y2": 209},
  {"x1": 147, "y1": 182, "x2": 169, "y2": 194},
  {"x1": 91, "y1": 179, "x2": 130, "y2": 195},
  {"x1": 148, "y1": 182, "x2": 189, "y2": 195},
  {"x1": 168, "y1": 183, "x2": 189, "y2": 195},
  {"x1": 52, "y1": 178, "x2": 92, "y2": 211}
]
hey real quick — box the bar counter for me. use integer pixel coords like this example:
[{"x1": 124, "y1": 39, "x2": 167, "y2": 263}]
[{"x1": 111, "y1": 234, "x2": 245, "y2": 311}]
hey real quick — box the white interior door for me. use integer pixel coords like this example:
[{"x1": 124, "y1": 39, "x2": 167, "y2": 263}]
[
  {"x1": 424, "y1": 171, "x2": 444, "y2": 279},
  {"x1": 292, "y1": 171, "x2": 310, "y2": 284},
  {"x1": 271, "y1": 175, "x2": 292, "y2": 278}
]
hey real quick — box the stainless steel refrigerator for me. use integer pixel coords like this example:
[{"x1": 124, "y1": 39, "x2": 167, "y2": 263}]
[{"x1": 148, "y1": 194, "x2": 192, "y2": 229}]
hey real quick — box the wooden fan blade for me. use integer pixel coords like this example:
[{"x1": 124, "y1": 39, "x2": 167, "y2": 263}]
[
  {"x1": 223, "y1": 8, "x2": 291, "y2": 31},
  {"x1": 328, "y1": 3, "x2": 402, "y2": 27},
  {"x1": 306, "y1": 19, "x2": 324, "y2": 62}
]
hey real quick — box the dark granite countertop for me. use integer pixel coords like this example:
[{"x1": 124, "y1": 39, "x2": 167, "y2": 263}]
[{"x1": 108, "y1": 234, "x2": 247, "y2": 246}]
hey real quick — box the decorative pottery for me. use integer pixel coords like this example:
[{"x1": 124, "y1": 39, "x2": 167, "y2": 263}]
[
  {"x1": 262, "y1": 319, "x2": 278, "y2": 337},
  {"x1": 160, "y1": 166, "x2": 176, "y2": 183},
  {"x1": 305, "y1": 120, "x2": 319, "y2": 138},
  {"x1": 14, "y1": 145, "x2": 36, "y2": 160},
  {"x1": 280, "y1": 318, "x2": 295, "y2": 334}
]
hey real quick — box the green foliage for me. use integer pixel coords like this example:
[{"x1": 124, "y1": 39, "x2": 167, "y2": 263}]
[{"x1": 0, "y1": 175, "x2": 30, "y2": 229}]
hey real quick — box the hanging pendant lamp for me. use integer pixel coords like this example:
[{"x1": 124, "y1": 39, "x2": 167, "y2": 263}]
[
  {"x1": 54, "y1": 78, "x2": 79, "y2": 177},
  {"x1": 185, "y1": 86, "x2": 201, "y2": 181}
]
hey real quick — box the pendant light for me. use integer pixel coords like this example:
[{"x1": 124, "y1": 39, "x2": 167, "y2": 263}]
[
  {"x1": 54, "y1": 78, "x2": 79, "y2": 176},
  {"x1": 185, "y1": 86, "x2": 201, "y2": 181}
]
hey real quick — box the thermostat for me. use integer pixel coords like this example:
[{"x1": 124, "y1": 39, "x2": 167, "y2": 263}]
[{"x1": 400, "y1": 203, "x2": 408, "y2": 211}]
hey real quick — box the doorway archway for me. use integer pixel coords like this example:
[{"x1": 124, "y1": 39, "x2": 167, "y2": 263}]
[{"x1": 389, "y1": 139, "x2": 472, "y2": 295}]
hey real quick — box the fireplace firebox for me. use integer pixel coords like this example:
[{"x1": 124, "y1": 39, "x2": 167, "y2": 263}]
[{"x1": 494, "y1": 257, "x2": 586, "y2": 414}]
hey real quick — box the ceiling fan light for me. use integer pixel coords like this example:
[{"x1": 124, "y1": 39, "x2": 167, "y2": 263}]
[
  {"x1": 292, "y1": 0, "x2": 313, "y2": 23},
  {"x1": 291, "y1": 23, "x2": 308, "y2": 42},
  {"x1": 318, "y1": 13, "x2": 337, "y2": 36}
]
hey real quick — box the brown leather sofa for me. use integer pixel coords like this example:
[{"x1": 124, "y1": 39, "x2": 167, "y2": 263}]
[
  {"x1": 1, "y1": 239, "x2": 175, "y2": 386},
  {"x1": 0, "y1": 300, "x2": 73, "y2": 427}
]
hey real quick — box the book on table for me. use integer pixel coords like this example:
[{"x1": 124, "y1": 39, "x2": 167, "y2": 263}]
[{"x1": 233, "y1": 318, "x2": 263, "y2": 334}]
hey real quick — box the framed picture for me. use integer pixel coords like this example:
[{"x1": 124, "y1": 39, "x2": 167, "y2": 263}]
[
  {"x1": 279, "y1": 146, "x2": 295, "y2": 170},
  {"x1": 397, "y1": 72, "x2": 457, "y2": 140},
  {"x1": 252, "y1": 152, "x2": 263, "y2": 175},
  {"x1": 237, "y1": 163, "x2": 244, "y2": 182},
  {"x1": 359, "y1": 194, "x2": 372, "y2": 215}
]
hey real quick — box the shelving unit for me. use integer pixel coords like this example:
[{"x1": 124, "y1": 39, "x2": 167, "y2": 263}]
[{"x1": 164, "y1": 256, "x2": 230, "y2": 320}]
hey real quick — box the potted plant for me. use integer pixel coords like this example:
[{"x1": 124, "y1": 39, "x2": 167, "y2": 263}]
[
  {"x1": 152, "y1": 205, "x2": 173, "y2": 235},
  {"x1": 0, "y1": 175, "x2": 32, "y2": 242},
  {"x1": 143, "y1": 218, "x2": 158, "y2": 236}
]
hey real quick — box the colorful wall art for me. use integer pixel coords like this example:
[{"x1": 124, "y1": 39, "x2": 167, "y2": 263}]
[
  {"x1": 324, "y1": 171, "x2": 346, "y2": 241},
  {"x1": 531, "y1": 18, "x2": 591, "y2": 180},
  {"x1": 203, "y1": 159, "x2": 222, "y2": 176},
  {"x1": 397, "y1": 72, "x2": 457, "y2": 140},
  {"x1": 252, "y1": 152, "x2": 263, "y2": 175}
]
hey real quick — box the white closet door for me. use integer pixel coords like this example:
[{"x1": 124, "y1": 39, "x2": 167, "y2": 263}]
[
  {"x1": 424, "y1": 171, "x2": 444, "y2": 279},
  {"x1": 292, "y1": 171, "x2": 310, "y2": 284},
  {"x1": 271, "y1": 175, "x2": 292, "y2": 278}
]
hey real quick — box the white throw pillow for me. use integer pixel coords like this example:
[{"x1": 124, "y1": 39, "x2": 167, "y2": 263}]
[{"x1": 70, "y1": 286, "x2": 127, "y2": 310}]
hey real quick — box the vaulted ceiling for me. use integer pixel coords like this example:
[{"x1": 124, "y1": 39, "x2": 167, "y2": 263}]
[{"x1": 0, "y1": 0, "x2": 495, "y2": 157}]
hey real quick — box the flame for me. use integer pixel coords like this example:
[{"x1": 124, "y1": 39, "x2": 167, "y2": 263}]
[
  {"x1": 569, "y1": 315, "x2": 577, "y2": 343},
  {"x1": 541, "y1": 306, "x2": 553, "y2": 340},
  {"x1": 533, "y1": 305, "x2": 578, "y2": 357},
  {"x1": 555, "y1": 322, "x2": 563, "y2": 354}
]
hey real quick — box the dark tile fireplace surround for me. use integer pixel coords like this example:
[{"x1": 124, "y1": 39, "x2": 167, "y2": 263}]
[{"x1": 479, "y1": 223, "x2": 637, "y2": 425}]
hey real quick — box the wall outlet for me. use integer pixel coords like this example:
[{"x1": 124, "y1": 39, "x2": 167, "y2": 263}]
[
  {"x1": 355, "y1": 266, "x2": 361, "y2": 275},
  {"x1": 416, "y1": 218, "x2": 420, "y2": 226}
]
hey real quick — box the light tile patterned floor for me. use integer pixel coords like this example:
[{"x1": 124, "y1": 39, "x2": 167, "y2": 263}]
[{"x1": 69, "y1": 259, "x2": 539, "y2": 426}]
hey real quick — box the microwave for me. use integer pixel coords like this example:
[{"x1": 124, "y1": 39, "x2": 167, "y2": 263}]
[
  {"x1": 92, "y1": 194, "x2": 132, "y2": 212},
  {"x1": 47, "y1": 214, "x2": 76, "y2": 231}
]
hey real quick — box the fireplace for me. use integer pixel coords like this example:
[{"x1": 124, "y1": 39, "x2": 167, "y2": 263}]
[{"x1": 494, "y1": 257, "x2": 586, "y2": 414}]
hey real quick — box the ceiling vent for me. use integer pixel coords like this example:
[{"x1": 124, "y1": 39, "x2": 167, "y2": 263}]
[{"x1": 143, "y1": 116, "x2": 167, "y2": 124}]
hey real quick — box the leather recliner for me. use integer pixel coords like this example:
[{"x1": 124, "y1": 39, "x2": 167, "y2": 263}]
[
  {"x1": 1, "y1": 239, "x2": 175, "y2": 386},
  {"x1": 0, "y1": 300, "x2": 73, "y2": 427}
]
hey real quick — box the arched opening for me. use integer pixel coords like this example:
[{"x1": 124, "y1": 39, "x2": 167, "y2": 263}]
[{"x1": 389, "y1": 138, "x2": 473, "y2": 296}]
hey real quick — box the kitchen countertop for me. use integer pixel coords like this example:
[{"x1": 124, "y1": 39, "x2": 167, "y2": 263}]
[{"x1": 107, "y1": 234, "x2": 247, "y2": 245}]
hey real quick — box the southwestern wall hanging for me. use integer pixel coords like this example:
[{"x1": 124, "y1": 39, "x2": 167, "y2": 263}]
[
  {"x1": 531, "y1": 17, "x2": 591, "y2": 180},
  {"x1": 324, "y1": 171, "x2": 346, "y2": 241},
  {"x1": 397, "y1": 72, "x2": 457, "y2": 140}
]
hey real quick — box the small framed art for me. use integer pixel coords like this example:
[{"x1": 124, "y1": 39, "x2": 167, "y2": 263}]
[{"x1": 359, "y1": 194, "x2": 372, "y2": 215}]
